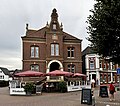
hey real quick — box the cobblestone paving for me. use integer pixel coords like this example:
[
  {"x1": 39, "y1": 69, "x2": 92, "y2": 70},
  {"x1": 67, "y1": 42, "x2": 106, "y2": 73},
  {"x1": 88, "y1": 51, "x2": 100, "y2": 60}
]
[{"x1": 0, "y1": 87, "x2": 120, "y2": 106}]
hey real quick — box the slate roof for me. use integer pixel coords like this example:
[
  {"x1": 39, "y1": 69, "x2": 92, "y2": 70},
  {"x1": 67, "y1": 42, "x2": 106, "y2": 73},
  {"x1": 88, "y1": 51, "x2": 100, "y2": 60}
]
[
  {"x1": 22, "y1": 27, "x2": 82, "y2": 42},
  {"x1": 82, "y1": 46, "x2": 96, "y2": 56},
  {"x1": 0, "y1": 67, "x2": 10, "y2": 75}
]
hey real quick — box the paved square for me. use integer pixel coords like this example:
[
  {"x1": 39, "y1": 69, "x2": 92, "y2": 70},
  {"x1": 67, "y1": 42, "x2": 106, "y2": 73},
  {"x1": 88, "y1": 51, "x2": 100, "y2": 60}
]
[{"x1": 0, "y1": 87, "x2": 120, "y2": 106}]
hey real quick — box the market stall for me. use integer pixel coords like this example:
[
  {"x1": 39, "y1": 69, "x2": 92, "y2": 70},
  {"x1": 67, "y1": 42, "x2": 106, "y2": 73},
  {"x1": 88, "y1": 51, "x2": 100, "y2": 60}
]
[
  {"x1": 9, "y1": 70, "x2": 45, "y2": 95},
  {"x1": 66, "y1": 73, "x2": 90, "y2": 92},
  {"x1": 9, "y1": 80, "x2": 26, "y2": 95}
]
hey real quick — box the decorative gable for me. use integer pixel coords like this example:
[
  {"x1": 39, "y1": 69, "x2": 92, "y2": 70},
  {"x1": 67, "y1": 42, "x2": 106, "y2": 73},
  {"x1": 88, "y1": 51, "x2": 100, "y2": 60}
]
[{"x1": 48, "y1": 8, "x2": 63, "y2": 32}]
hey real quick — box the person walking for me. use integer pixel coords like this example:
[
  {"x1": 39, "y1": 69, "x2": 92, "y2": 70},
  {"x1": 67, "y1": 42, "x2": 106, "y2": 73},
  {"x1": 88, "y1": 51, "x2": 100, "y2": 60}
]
[{"x1": 109, "y1": 82, "x2": 116, "y2": 101}]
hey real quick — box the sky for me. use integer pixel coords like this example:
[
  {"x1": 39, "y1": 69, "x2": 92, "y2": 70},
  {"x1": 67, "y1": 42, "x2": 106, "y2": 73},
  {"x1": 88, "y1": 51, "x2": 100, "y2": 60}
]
[{"x1": 0, "y1": 0, "x2": 95, "y2": 70}]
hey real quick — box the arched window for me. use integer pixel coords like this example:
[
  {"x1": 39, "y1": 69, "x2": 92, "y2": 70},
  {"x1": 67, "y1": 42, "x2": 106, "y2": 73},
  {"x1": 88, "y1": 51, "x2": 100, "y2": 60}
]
[
  {"x1": 67, "y1": 47, "x2": 74, "y2": 58},
  {"x1": 68, "y1": 64, "x2": 75, "y2": 73},
  {"x1": 30, "y1": 64, "x2": 39, "y2": 71},
  {"x1": 30, "y1": 46, "x2": 39, "y2": 58}
]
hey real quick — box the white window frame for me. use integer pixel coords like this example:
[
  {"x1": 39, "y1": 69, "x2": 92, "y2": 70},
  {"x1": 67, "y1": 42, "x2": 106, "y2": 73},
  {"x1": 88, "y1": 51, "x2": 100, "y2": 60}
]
[
  {"x1": 90, "y1": 60, "x2": 95, "y2": 70},
  {"x1": 67, "y1": 47, "x2": 74, "y2": 58},
  {"x1": 30, "y1": 64, "x2": 39, "y2": 71},
  {"x1": 68, "y1": 64, "x2": 75, "y2": 73},
  {"x1": 30, "y1": 46, "x2": 39, "y2": 58},
  {"x1": 51, "y1": 44, "x2": 59, "y2": 56}
]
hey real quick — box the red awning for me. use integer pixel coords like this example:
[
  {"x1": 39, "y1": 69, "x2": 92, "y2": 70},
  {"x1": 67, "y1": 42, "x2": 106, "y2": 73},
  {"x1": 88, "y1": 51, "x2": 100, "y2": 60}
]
[
  {"x1": 14, "y1": 70, "x2": 44, "y2": 77},
  {"x1": 46, "y1": 70, "x2": 73, "y2": 76}
]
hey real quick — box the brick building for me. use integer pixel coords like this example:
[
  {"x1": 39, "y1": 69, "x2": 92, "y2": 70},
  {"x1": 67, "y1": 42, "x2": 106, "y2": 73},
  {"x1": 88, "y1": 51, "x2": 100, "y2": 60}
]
[{"x1": 21, "y1": 9, "x2": 82, "y2": 78}]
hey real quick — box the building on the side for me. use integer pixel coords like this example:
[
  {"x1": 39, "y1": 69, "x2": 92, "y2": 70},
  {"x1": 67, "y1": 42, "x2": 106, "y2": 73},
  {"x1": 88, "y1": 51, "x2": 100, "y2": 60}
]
[
  {"x1": 21, "y1": 8, "x2": 82, "y2": 81},
  {"x1": 0, "y1": 67, "x2": 10, "y2": 81},
  {"x1": 82, "y1": 46, "x2": 119, "y2": 85}
]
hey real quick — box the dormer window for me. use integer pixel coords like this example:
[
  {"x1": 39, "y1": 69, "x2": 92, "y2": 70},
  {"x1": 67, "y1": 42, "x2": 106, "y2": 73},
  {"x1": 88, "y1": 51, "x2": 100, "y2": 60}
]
[{"x1": 53, "y1": 24, "x2": 56, "y2": 30}]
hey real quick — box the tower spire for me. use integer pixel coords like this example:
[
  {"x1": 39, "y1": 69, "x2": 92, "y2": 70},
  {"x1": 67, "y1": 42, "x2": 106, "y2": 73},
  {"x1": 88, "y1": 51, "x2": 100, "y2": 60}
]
[{"x1": 51, "y1": 8, "x2": 58, "y2": 21}]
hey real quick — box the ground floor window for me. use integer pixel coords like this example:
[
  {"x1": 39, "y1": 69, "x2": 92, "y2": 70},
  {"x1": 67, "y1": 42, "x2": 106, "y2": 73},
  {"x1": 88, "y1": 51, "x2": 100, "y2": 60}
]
[
  {"x1": 30, "y1": 64, "x2": 39, "y2": 71},
  {"x1": 68, "y1": 64, "x2": 75, "y2": 73}
]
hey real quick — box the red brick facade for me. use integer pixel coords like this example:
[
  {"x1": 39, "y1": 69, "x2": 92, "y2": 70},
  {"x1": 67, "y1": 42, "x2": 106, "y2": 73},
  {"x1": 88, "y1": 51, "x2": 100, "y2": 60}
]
[{"x1": 22, "y1": 9, "x2": 82, "y2": 74}]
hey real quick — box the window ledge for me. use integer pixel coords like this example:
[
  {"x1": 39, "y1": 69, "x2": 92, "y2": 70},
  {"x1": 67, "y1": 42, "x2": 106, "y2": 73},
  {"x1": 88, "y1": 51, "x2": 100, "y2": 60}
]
[
  {"x1": 67, "y1": 57, "x2": 75, "y2": 59},
  {"x1": 50, "y1": 55, "x2": 60, "y2": 56},
  {"x1": 30, "y1": 57, "x2": 39, "y2": 58}
]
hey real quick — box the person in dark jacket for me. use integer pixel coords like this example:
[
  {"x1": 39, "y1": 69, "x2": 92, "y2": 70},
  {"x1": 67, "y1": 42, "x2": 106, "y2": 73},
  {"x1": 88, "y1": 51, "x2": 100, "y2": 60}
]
[{"x1": 109, "y1": 82, "x2": 115, "y2": 101}]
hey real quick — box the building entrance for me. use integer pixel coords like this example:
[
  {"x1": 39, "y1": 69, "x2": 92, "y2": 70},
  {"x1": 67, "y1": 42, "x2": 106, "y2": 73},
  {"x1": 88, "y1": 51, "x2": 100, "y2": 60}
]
[
  {"x1": 92, "y1": 74, "x2": 96, "y2": 86},
  {"x1": 50, "y1": 62, "x2": 60, "y2": 72}
]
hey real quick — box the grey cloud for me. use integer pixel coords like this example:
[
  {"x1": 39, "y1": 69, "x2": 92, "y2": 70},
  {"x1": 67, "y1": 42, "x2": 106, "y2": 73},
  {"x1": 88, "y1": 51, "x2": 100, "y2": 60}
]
[{"x1": 0, "y1": 0, "x2": 95, "y2": 70}]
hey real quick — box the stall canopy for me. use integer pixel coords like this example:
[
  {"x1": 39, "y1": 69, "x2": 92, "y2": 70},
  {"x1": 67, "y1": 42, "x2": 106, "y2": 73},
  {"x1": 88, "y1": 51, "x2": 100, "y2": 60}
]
[
  {"x1": 14, "y1": 70, "x2": 44, "y2": 77},
  {"x1": 46, "y1": 70, "x2": 73, "y2": 76},
  {"x1": 73, "y1": 73, "x2": 87, "y2": 77}
]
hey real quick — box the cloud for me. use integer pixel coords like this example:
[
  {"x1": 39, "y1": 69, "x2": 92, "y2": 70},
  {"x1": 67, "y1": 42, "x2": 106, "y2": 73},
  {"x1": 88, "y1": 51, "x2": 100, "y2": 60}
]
[{"x1": 0, "y1": 0, "x2": 95, "y2": 70}]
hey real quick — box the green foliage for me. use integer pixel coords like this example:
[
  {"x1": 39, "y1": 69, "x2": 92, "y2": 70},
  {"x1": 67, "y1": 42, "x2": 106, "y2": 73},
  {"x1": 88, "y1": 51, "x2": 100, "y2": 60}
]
[
  {"x1": 23, "y1": 83, "x2": 34, "y2": 93},
  {"x1": 58, "y1": 81, "x2": 67, "y2": 93},
  {"x1": 87, "y1": 0, "x2": 120, "y2": 64}
]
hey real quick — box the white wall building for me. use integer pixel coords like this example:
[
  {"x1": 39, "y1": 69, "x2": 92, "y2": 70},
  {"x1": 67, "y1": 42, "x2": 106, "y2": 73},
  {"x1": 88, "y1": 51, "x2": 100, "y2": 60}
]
[
  {"x1": 85, "y1": 53, "x2": 119, "y2": 85},
  {"x1": 86, "y1": 54, "x2": 100, "y2": 85},
  {"x1": 0, "y1": 67, "x2": 10, "y2": 81}
]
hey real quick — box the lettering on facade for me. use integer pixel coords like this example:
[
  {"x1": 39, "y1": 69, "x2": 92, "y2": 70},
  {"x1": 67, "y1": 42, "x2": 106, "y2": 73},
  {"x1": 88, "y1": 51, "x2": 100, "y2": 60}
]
[
  {"x1": 72, "y1": 87, "x2": 79, "y2": 89},
  {"x1": 12, "y1": 90, "x2": 24, "y2": 93}
]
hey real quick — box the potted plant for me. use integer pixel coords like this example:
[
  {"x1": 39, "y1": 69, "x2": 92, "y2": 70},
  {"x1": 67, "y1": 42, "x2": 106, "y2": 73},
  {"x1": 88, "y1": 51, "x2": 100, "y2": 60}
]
[
  {"x1": 58, "y1": 81, "x2": 67, "y2": 93},
  {"x1": 23, "y1": 83, "x2": 34, "y2": 95}
]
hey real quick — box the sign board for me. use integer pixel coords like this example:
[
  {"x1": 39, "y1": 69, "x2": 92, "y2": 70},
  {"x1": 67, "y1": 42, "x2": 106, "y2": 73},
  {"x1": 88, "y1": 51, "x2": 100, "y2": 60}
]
[
  {"x1": 81, "y1": 88, "x2": 92, "y2": 105},
  {"x1": 117, "y1": 68, "x2": 120, "y2": 74},
  {"x1": 36, "y1": 85, "x2": 42, "y2": 94},
  {"x1": 99, "y1": 86, "x2": 108, "y2": 97},
  {"x1": 10, "y1": 88, "x2": 26, "y2": 95}
]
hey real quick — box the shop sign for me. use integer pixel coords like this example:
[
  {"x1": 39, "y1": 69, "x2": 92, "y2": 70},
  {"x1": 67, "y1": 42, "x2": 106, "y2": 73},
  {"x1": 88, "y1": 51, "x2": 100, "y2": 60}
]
[
  {"x1": 10, "y1": 88, "x2": 26, "y2": 95},
  {"x1": 117, "y1": 68, "x2": 120, "y2": 74},
  {"x1": 81, "y1": 88, "x2": 92, "y2": 105}
]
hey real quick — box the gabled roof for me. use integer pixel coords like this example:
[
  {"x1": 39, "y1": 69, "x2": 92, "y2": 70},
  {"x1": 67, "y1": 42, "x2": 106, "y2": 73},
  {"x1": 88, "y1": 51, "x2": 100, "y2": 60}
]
[
  {"x1": 25, "y1": 27, "x2": 47, "y2": 38},
  {"x1": 62, "y1": 31, "x2": 82, "y2": 41},
  {"x1": 0, "y1": 67, "x2": 10, "y2": 75},
  {"x1": 22, "y1": 9, "x2": 82, "y2": 42},
  {"x1": 82, "y1": 46, "x2": 96, "y2": 56},
  {"x1": 23, "y1": 26, "x2": 82, "y2": 42}
]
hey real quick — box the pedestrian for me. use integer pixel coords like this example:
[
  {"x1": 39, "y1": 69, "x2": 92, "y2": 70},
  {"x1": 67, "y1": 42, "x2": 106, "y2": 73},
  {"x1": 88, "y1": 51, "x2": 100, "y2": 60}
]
[
  {"x1": 91, "y1": 79, "x2": 95, "y2": 88},
  {"x1": 109, "y1": 81, "x2": 116, "y2": 101}
]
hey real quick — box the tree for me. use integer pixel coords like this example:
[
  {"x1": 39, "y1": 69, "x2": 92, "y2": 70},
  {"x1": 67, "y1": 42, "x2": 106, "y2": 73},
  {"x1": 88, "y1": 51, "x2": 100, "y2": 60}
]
[{"x1": 87, "y1": 0, "x2": 120, "y2": 64}]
